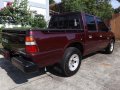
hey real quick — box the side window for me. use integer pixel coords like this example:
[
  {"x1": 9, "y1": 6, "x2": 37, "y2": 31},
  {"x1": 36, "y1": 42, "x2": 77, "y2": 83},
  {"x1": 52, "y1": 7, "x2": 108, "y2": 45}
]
[
  {"x1": 68, "y1": 15, "x2": 83, "y2": 30},
  {"x1": 85, "y1": 15, "x2": 97, "y2": 32},
  {"x1": 96, "y1": 18, "x2": 109, "y2": 32}
]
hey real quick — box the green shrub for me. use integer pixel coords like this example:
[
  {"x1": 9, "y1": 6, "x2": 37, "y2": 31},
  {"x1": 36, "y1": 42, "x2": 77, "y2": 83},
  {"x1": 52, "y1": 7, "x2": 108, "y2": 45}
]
[
  {"x1": 0, "y1": 0, "x2": 47, "y2": 28},
  {"x1": 0, "y1": 27, "x2": 3, "y2": 43},
  {"x1": 30, "y1": 14, "x2": 46, "y2": 28}
]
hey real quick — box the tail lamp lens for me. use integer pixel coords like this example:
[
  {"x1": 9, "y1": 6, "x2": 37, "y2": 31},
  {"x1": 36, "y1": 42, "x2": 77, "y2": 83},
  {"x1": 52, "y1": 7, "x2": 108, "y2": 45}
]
[{"x1": 25, "y1": 36, "x2": 39, "y2": 53}]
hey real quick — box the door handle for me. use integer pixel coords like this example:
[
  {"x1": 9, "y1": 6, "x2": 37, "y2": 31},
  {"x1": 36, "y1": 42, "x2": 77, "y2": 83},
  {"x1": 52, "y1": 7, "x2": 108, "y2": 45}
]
[
  {"x1": 100, "y1": 35, "x2": 102, "y2": 38},
  {"x1": 89, "y1": 35, "x2": 92, "y2": 39}
]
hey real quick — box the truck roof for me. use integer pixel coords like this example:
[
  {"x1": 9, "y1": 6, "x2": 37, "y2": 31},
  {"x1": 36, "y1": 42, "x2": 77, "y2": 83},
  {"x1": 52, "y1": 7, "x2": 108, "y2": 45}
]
[
  {"x1": 52, "y1": 11, "x2": 100, "y2": 18},
  {"x1": 52, "y1": 12, "x2": 82, "y2": 16}
]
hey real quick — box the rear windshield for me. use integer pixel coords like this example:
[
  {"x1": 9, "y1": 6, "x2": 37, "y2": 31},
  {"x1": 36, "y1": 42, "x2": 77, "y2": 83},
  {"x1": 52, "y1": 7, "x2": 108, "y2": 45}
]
[{"x1": 49, "y1": 14, "x2": 83, "y2": 30}]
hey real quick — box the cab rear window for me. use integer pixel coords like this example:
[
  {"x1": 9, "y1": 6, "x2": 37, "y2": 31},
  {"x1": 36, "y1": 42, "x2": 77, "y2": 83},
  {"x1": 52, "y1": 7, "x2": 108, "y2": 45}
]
[{"x1": 49, "y1": 14, "x2": 83, "y2": 30}]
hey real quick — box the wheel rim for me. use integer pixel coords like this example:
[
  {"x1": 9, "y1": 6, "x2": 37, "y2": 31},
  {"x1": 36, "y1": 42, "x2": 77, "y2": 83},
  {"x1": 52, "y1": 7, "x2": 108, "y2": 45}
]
[
  {"x1": 110, "y1": 42, "x2": 114, "y2": 52},
  {"x1": 68, "y1": 54, "x2": 79, "y2": 71}
]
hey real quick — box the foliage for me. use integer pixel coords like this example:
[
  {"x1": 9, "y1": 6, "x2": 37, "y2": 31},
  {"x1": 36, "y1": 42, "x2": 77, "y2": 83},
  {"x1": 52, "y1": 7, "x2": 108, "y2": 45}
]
[
  {"x1": 0, "y1": 26, "x2": 4, "y2": 42},
  {"x1": 49, "y1": 0, "x2": 55, "y2": 4},
  {"x1": 0, "y1": 0, "x2": 46, "y2": 28},
  {"x1": 114, "y1": 7, "x2": 120, "y2": 13},
  {"x1": 114, "y1": 0, "x2": 120, "y2": 13},
  {"x1": 62, "y1": 0, "x2": 113, "y2": 20},
  {"x1": 117, "y1": 0, "x2": 120, "y2": 2},
  {"x1": 0, "y1": 27, "x2": 3, "y2": 32},
  {"x1": 30, "y1": 14, "x2": 46, "y2": 28}
]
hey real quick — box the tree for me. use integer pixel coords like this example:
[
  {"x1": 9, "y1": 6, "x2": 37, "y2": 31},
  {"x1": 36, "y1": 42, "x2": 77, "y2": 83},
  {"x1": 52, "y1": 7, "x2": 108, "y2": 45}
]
[
  {"x1": 49, "y1": 0, "x2": 55, "y2": 4},
  {"x1": 0, "y1": 0, "x2": 46, "y2": 28},
  {"x1": 117, "y1": 0, "x2": 120, "y2": 2},
  {"x1": 30, "y1": 14, "x2": 46, "y2": 28},
  {"x1": 114, "y1": 7, "x2": 120, "y2": 13},
  {"x1": 62, "y1": 0, "x2": 113, "y2": 20},
  {"x1": 114, "y1": 0, "x2": 120, "y2": 13}
]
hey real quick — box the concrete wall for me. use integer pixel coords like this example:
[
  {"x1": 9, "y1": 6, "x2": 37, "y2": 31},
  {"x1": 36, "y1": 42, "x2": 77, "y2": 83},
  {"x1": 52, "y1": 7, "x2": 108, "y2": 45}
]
[{"x1": 0, "y1": 0, "x2": 50, "y2": 21}]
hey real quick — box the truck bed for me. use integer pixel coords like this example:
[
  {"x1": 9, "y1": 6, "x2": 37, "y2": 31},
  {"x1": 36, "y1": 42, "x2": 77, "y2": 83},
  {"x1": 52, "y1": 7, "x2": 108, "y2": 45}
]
[{"x1": 2, "y1": 28, "x2": 84, "y2": 51}]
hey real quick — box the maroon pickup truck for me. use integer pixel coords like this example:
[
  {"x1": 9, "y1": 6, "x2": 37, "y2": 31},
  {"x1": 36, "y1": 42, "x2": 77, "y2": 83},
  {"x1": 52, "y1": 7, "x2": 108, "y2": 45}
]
[{"x1": 0, "y1": 12, "x2": 115, "y2": 77}]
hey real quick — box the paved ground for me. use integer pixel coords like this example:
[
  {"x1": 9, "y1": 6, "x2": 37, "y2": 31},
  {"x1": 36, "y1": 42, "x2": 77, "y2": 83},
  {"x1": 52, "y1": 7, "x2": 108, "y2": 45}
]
[{"x1": 0, "y1": 41, "x2": 120, "y2": 90}]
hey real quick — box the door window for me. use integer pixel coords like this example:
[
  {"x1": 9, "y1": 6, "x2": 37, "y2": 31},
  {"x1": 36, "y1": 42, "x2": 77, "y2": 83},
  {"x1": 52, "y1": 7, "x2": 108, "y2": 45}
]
[
  {"x1": 85, "y1": 15, "x2": 97, "y2": 32},
  {"x1": 96, "y1": 18, "x2": 109, "y2": 32}
]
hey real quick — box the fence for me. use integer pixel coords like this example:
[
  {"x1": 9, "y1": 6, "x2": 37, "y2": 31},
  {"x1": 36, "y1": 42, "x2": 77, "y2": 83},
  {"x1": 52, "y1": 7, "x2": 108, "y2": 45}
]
[{"x1": 110, "y1": 14, "x2": 120, "y2": 40}]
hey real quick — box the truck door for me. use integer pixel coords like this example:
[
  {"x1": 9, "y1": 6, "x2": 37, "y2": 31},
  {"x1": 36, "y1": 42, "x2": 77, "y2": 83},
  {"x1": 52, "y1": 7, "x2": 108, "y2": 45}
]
[
  {"x1": 96, "y1": 18, "x2": 110, "y2": 49},
  {"x1": 84, "y1": 14, "x2": 100, "y2": 54}
]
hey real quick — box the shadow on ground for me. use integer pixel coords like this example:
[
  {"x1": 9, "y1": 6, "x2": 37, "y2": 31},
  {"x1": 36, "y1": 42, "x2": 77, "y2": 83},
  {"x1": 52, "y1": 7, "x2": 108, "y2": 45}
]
[
  {"x1": 0, "y1": 50, "x2": 107, "y2": 84},
  {"x1": 48, "y1": 51, "x2": 107, "y2": 77},
  {"x1": 0, "y1": 58, "x2": 46, "y2": 84}
]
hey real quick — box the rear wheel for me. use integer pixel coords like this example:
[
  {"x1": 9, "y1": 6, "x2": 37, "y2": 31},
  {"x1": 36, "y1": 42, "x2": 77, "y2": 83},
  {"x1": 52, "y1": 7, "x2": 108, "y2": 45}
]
[
  {"x1": 105, "y1": 39, "x2": 114, "y2": 54},
  {"x1": 60, "y1": 47, "x2": 82, "y2": 77}
]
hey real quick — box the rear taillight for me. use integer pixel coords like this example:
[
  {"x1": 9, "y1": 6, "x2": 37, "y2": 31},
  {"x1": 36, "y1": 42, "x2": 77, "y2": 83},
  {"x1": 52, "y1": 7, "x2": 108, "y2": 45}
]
[{"x1": 25, "y1": 36, "x2": 39, "y2": 53}]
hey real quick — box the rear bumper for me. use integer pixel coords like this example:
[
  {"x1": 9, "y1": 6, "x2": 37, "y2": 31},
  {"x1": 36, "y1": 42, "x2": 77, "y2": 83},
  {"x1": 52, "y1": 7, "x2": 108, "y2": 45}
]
[
  {"x1": 0, "y1": 48, "x2": 38, "y2": 73},
  {"x1": 11, "y1": 57, "x2": 38, "y2": 73}
]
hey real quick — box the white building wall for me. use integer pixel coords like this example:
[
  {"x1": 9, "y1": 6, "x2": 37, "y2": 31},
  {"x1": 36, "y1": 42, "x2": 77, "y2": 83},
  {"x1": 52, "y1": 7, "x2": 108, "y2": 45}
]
[{"x1": 0, "y1": 0, "x2": 50, "y2": 21}]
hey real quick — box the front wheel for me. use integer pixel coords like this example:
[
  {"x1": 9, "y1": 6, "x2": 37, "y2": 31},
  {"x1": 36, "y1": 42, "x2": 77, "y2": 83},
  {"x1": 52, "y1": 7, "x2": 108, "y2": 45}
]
[
  {"x1": 105, "y1": 39, "x2": 115, "y2": 54},
  {"x1": 60, "y1": 47, "x2": 82, "y2": 77}
]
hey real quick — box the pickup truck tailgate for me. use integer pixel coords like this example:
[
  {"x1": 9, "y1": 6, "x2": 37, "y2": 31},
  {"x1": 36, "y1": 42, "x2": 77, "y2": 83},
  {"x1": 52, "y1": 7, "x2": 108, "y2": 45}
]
[{"x1": 1, "y1": 29, "x2": 26, "y2": 52}]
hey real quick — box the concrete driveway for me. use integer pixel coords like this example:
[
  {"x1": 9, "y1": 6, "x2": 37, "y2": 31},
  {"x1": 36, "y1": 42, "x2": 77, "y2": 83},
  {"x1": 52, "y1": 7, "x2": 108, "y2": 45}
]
[{"x1": 0, "y1": 41, "x2": 120, "y2": 90}]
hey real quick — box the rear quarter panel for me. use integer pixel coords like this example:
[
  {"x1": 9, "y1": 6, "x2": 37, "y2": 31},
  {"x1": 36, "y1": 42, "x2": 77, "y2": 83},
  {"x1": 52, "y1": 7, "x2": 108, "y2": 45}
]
[{"x1": 30, "y1": 30, "x2": 85, "y2": 67}]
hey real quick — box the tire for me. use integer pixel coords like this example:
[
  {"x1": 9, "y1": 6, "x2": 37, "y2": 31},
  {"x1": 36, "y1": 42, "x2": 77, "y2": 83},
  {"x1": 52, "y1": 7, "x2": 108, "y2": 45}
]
[
  {"x1": 60, "y1": 47, "x2": 82, "y2": 77},
  {"x1": 105, "y1": 39, "x2": 115, "y2": 54}
]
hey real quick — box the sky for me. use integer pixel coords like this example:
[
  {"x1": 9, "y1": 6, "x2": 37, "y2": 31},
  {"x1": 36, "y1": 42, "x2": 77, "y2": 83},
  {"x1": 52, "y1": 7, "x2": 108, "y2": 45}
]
[
  {"x1": 54, "y1": 0, "x2": 120, "y2": 9},
  {"x1": 111, "y1": 0, "x2": 120, "y2": 8},
  {"x1": 54, "y1": 0, "x2": 61, "y2": 3}
]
